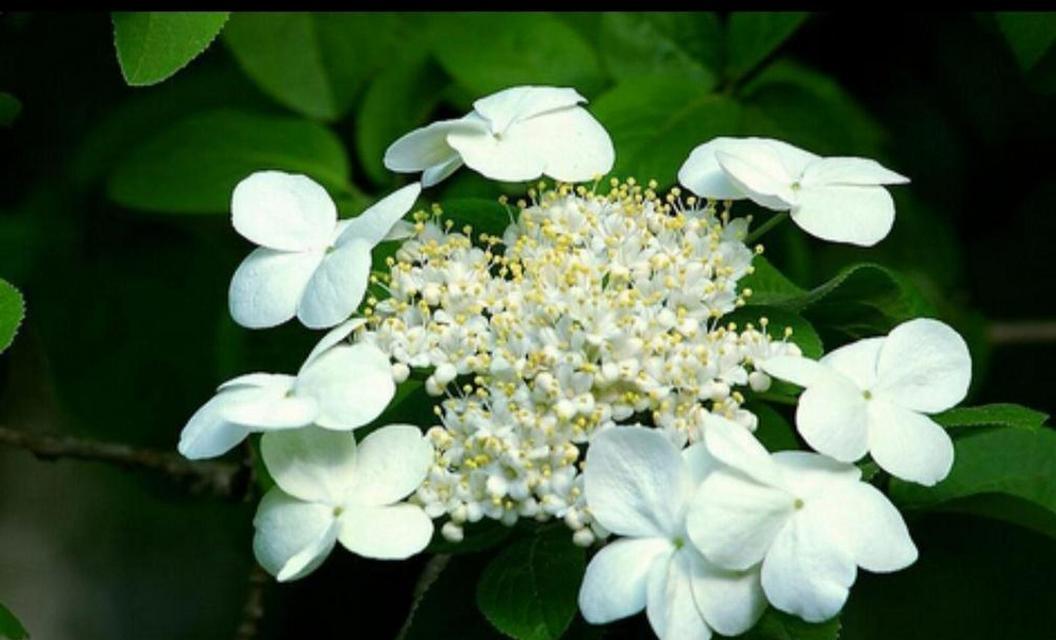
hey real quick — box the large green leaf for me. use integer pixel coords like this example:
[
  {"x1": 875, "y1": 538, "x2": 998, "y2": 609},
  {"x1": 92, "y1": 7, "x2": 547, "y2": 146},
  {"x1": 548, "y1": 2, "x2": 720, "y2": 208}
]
[
  {"x1": 599, "y1": 13, "x2": 718, "y2": 89},
  {"x1": 742, "y1": 607, "x2": 840, "y2": 640},
  {"x1": 995, "y1": 12, "x2": 1056, "y2": 71},
  {"x1": 439, "y1": 198, "x2": 514, "y2": 239},
  {"x1": 592, "y1": 78, "x2": 741, "y2": 184},
  {"x1": 0, "y1": 602, "x2": 27, "y2": 640},
  {"x1": 476, "y1": 526, "x2": 585, "y2": 640},
  {"x1": 112, "y1": 12, "x2": 229, "y2": 86},
  {"x1": 738, "y1": 255, "x2": 806, "y2": 303},
  {"x1": 748, "y1": 402, "x2": 800, "y2": 452},
  {"x1": 721, "y1": 305, "x2": 823, "y2": 359},
  {"x1": 0, "y1": 278, "x2": 25, "y2": 355},
  {"x1": 933, "y1": 403, "x2": 1049, "y2": 431},
  {"x1": 725, "y1": 12, "x2": 809, "y2": 82},
  {"x1": 429, "y1": 13, "x2": 604, "y2": 97},
  {"x1": 107, "y1": 108, "x2": 351, "y2": 214},
  {"x1": 0, "y1": 93, "x2": 20, "y2": 127},
  {"x1": 223, "y1": 12, "x2": 415, "y2": 120},
  {"x1": 891, "y1": 427, "x2": 1056, "y2": 539}
]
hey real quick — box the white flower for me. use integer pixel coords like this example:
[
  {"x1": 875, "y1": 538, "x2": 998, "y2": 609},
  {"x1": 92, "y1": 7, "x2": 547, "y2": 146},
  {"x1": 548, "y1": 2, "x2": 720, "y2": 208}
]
[
  {"x1": 678, "y1": 137, "x2": 909, "y2": 246},
  {"x1": 253, "y1": 425, "x2": 434, "y2": 581},
  {"x1": 759, "y1": 318, "x2": 970, "y2": 486},
  {"x1": 578, "y1": 426, "x2": 766, "y2": 640},
  {"x1": 228, "y1": 171, "x2": 421, "y2": 329},
  {"x1": 685, "y1": 414, "x2": 918, "y2": 623},
  {"x1": 383, "y1": 86, "x2": 614, "y2": 187},
  {"x1": 177, "y1": 339, "x2": 394, "y2": 460}
]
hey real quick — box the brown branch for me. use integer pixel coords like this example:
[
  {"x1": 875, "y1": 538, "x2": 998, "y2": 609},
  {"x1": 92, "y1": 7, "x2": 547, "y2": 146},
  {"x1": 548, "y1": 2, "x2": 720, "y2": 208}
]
[
  {"x1": 234, "y1": 563, "x2": 269, "y2": 640},
  {"x1": 989, "y1": 321, "x2": 1056, "y2": 345},
  {"x1": 0, "y1": 425, "x2": 249, "y2": 499}
]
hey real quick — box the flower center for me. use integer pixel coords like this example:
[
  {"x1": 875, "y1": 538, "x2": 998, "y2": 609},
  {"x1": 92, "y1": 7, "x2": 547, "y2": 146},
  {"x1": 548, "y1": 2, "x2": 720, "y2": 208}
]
[
  {"x1": 332, "y1": 505, "x2": 344, "y2": 517},
  {"x1": 793, "y1": 498, "x2": 805, "y2": 510},
  {"x1": 862, "y1": 389, "x2": 873, "y2": 400},
  {"x1": 673, "y1": 536, "x2": 685, "y2": 549}
]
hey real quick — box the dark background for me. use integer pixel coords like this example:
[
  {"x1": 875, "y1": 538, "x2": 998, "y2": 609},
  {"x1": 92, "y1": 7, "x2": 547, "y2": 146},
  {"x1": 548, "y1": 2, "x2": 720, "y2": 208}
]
[{"x1": 0, "y1": 11, "x2": 1054, "y2": 639}]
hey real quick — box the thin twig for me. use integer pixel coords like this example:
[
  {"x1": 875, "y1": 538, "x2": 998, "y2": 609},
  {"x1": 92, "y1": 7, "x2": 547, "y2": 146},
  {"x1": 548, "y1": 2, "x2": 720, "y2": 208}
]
[
  {"x1": 0, "y1": 425, "x2": 248, "y2": 499},
  {"x1": 745, "y1": 211, "x2": 789, "y2": 244},
  {"x1": 989, "y1": 321, "x2": 1056, "y2": 345},
  {"x1": 395, "y1": 554, "x2": 451, "y2": 640},
  {"x1": 234, "y1": 563, "x2": 269, "y2": 640}
]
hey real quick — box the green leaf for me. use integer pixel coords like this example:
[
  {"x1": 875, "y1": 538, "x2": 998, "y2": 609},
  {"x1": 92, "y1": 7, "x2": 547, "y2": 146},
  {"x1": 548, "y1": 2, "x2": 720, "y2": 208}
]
[
  {"x1": 592, "y1": 78, "x2": 741, "y2": 184},
  {"x1": 223, "y1": 12, "x2": 416, "y2": 120},
  {"x1": 933, "y1": 403, "x2": 1049, "y2": 431},
  {"x1": 356, "y1": 55, "x2": 448, "y2": 185},
  {"x1": 476, "y1": 526, "x2": 585, "y2": 640},
  {"x1": 0, "y1": 278, "x2": 25, "y2": 355},
  {"x1": 741, "y1": 607, "x2": 840, "y2": 639},
  {"x1": 996, "y1": 12, "x2": 1056, "y2": 71},
  {"x1": 0, "y1": 602, "x2": 28, "y2": 640},
  {"x1": 748, "y1": 402, "x2": 799, "y2": 452},
  {"x1": 891, "y1": 428, "x2": 1056, "y2": 539},
  {"x1": 112, "y1": 12, "x2": 229, "y2": 86},
  {"x1": 721, "y1": 306, "x2": 823, "y2": 359},
  {"x1": 738, "y1": 255, "x2": 806, "y2": 304},
  {"x1": 107, "y1": 108, "x2": 350, "y2": 214},
  {"x1": 725, "y1": 12, "x2": 809, "y2": 82},
  {"x1": 0, "y1": 93, "x2": 21, "y2": 126},
  {"x1": 439, "y1": 198, "x2": 515, "y2": 239},
  {"x1": 599, "y1": 13, "x2": 718, "y2": 89},
  {"x1": 429, "y1": 13, "x2": 604, "y2": 97}
]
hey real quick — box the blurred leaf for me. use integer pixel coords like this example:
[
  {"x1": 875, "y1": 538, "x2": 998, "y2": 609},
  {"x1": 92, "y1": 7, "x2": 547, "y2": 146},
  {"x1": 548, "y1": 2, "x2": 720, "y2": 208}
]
[
  {"x1": 995, "y1": 12, "x2": 1056, "y2": 71},
  {"x1": 427, "y1": 519, "x2": 514, "y2": 555},
  {"x1": 108, "y1": 108, "x2": 350, "y2": 214},
  {"x1": 0, "y1": 602, "x2": 28, "y2": 640},
  {"x1": 476, "y1": 526, "x2": 585, "y2": 640},
  {"x1": 224, "y1": 12, "x2": 415, "y2": 120},
  {"x1": 726, "y1": 12, "x2": 809, "y2": 82},
  {"x1": 748, "y1": 402, "x2": 799, "y2": 452},
  {"x1": 429, "y1": 13, "x2": 604, "y2": 97},
  {"x1": 0, "y1": 278, "x2": 25, "y2": 355},
  {"x1": 112, "y1": 12, "x2": 229, "y2": 86},
  {"x1": 400, "y1": 555, "x2": 496, "y2": 640},
  {"x1": 739, "y1": 255, "x2": 806, "y2": 305},
  {"x1": 439, "y1": 198, "x2": 514, "y2": 239},
  {"x1": 741, "y1": 607, "x2": 840, "y2": 639},
  {"x1": 741, "y1": 60, "x2": 884, "y2": 156},
  {"x1": 934, "y1": 403, "x2": 1049, "y2": 431},
  {"x1": 722, "y1": 306, "x2": 823, "y2": 358},
  {"x1": 599, "y1": 13, "x2": 718, "y2": 89},
  {"x1": 891, "y1": 428, "x2": 1056, "y2": 539},
  {"x1": 592, "y1": 78, "x2": 741, "y2": 184},
  {"x1": 0, "y1": 92, "x2": 21, "y2": 126},
  {"x1": 357, "y1": 55, "x2": 448, "y2": 185}
]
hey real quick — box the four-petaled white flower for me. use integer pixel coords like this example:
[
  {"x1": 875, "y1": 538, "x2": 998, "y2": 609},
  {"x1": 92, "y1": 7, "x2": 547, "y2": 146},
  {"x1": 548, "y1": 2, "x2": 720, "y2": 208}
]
[
  {"x1": 578, "y1": 426, "x2": 766, "y2": 640},
  {"x1": 686, "y1": 415, "x2": 918, "y2": 623},
  {"x1": 678, "y1": 137, "x2": 909, "y2": 246},
  {"x1": 177, "y1": 337, "x2": 394, "y2": 460},
  {"x1": 383, "y1": 86, "x2": 614, "y2": 187},
  {"x1": 253, "y1": 425, "x2": 434, "y2": 581},
  {"x1": 229, "y1": 171, "x2": 420, "y2": 329},
  {"x1": 759, "y1": 318, "x2": 970, "y2": 486}
]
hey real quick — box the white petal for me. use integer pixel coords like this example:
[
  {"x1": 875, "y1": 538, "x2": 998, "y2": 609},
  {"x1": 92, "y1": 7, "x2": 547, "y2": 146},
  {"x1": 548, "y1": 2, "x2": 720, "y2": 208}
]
[
  {"x1": 252, "y1": 488, "x2": 338, "y2": 582},
  {"x1": 687, "y1": 549, "x2": 767, "y2": 637},
  {"x1": 473, "y1": 86, "x2": 584, "y2": 134},
  {"x1": 295, "y1": 343, "x2": 395, "y2": 430},
  {"x1": 583, "y1": 426, "x2": 688, "y2": 538},
  {"x1": 421, "y1": 155, "x2": 464, "y2": 187},
  {"x1": 867, "y1": 399, "x2": 954, "y2": 486},
  {"x1": 508, "y1": 107, "x2": 615, "y2": 183},
  {"x1": 701, "y1": 414, "x2": 781, "y2": 486},
  {"x1": 645, "y1": 550, "x2": 713, "y2": 640},
  {"x1": 819, "y1": 337, "x2": 884, "y2": 389},
  {"x1": 791, "y1": 185, "x2": 894, "y2": 247},
  {"x1": 302, "y1": 317, "x2": 368, "y2": 370},
  {"x1": 760, "y1": 511, "x2": 856, "y2": 623},
  {"x1": 337, "y1": 503, "x2": 433, "y2": 559},
  {"x1": 678, "y1": 137, "x2": 816, "y2": 202},
  {"x1": 686, "y1": 469, "x2": 793, "y2": 571},
  {"x1": 260, "y1": 427, "x2": 359, "y2": 504},
  {"x1": 177, "y1": 390, "x2": 252, "y2": 460},
  {"x1": 217, "y1": 372, "x2": 293, "y2": 392},
  {"x1": 219, "y1": 381, "x2": 319, "y2": 431},
  {"x1": 383, "y1": 117, "x2": 485, "y2": 172},
  {"x1": 682, "y1": 442, "x2": 719, "y2": 487},
  {"x1": 815, "y1": 481, "x2": 918, "y2": 573},
  {"x1": 447, "y1": 127, "x2": 547, "y2": 183},
  {"x1": 337, "y1": 183, "x2": 422, "y2": 248},
  {"x1": 757, "y1": 355, "x2": 831, "y2": 388},
  {"x1": 771, "y1": 451, "x2": 861, "y2": 499},
  {"x1": 578, "y1": 537, "x2": 671, "y2": 624},
  {"x1": 715, "y1": 146, "x2": 796, "y2": 211},
  {"x1": 801, "y1": 157, "x2": 909, "y2": 188},
  {"x1": 296, "y1": 238, "x2": 372, "y2": 329},
  {"x1": 231, "y1": 171, "x2": 337, "y2": 252},
  {"x1": 763, "y1": 139, "x2": 821, "y2": 177},
  {"x1": 348, "y1": 424, "x2": 432, "y2": 506},
  {"x1": 229, "y1": 248, "x2": 323, "y2": 329},
  {"x1": 873, "y1": 318, "x2": 971, "y2": 413},
  {"x1": 795, "y1": 375, "x2": 870, "y2": 462}
]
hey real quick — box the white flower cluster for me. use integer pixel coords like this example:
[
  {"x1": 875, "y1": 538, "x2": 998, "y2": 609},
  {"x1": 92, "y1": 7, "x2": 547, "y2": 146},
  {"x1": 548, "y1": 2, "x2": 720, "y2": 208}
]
[
  {"x1": 172, "y1": 84, "x2": 974, "y2": 638},
  {"x1": 357, "y1": 181, "x2": 802, "y2": 543}
]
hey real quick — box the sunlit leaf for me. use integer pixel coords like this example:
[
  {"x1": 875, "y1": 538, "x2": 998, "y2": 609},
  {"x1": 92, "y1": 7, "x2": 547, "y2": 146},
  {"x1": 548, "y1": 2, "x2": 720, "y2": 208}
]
[
  {"x1": 112, "y1": 12, "x2": 229, "y2": 86},
  {"x1": 0, "y1": 278, "x2": 25, "y2": 355}
]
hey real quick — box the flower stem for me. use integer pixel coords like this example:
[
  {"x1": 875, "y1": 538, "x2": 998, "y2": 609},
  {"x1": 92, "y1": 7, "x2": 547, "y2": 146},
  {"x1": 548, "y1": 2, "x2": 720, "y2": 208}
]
[{"x1": 745, "y1": 212, "x2": 789, "y2": 244}]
